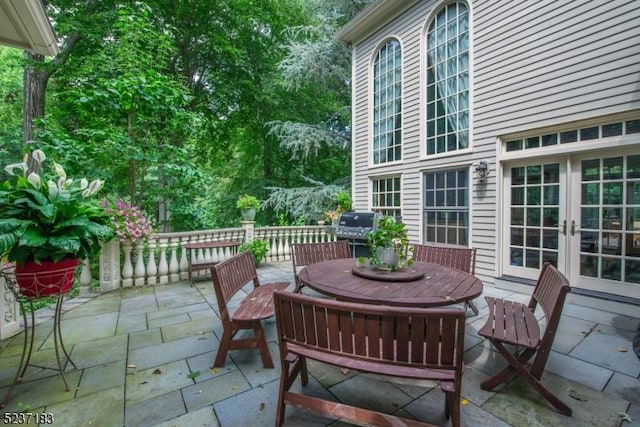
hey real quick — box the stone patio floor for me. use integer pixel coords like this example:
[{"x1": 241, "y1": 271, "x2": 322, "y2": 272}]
[{"x1": 0, "y1": 261, "x2": 639, "y2": 426}]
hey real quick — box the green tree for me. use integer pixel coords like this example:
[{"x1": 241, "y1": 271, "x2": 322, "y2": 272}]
[
  {"x1": 264, "y1": 0, "x2": 372, "y2": 220},
  {"x1": 0, "y1": 48, "x2": 24, "y2": 161},
  {"x1": 41, "y1": 3, "x2": 203, "y2": 230}
]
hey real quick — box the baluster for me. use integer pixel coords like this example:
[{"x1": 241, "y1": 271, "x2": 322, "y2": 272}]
[
  {"x1": 268, "y1": 233, "x2": 277, "y2": 263},
  {"x1": 122, "y1": 241, "x2": 134, "y2": 287},
  {"x1": 146, "y1": 239, "x2": 158, "y2": 286},
  {"x1": 208, "y1": 242, "x2": 219, "y2": 264},
  {"x1": 80, "y1": 258, "x2": 92, "y2": 289},
  {"x1": 178, "y1": 238, "x2": 189, "y2": 280},
  {"x1": 134, "y1": 242, "x2": 146, "y2": 286},
  {"x1": 282, "y1": 228, "x2": 292, "y2": 260},
  {"x1": 158, "y1": 237, "x2": 169, "y2": 284},
  {"x1": 170, "y1": 238, "x2": 182, "y2": 282}
]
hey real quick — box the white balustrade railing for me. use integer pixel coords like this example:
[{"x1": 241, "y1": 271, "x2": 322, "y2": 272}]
[
  {"x1": 95, "y1": 223, "x2": 335, "y2": 291},
  {"x1": 0, "y1": 223, "x2": 336, "y2": 339}
]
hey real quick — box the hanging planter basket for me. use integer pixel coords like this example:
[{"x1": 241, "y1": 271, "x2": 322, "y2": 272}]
[{"x1": 13, "y1": 258, "x2": 80, "y2": 299}]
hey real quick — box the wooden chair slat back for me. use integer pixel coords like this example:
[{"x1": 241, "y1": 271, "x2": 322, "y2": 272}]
[
  {"x1": 274, "y1": 291, "x2": 466, "y2": 370},
  {"x1": 412, "y1": 244, "x2": 476, "y2": 274},
  {"x1": 529, "y1": 262, "x2": 571, "y2": 374},
  {"x1": 292, "y1": 241, "x2": 350, "y2": 271},
  {"x1": 211, "y1": 251, "x2": 259, "y2": 315}
]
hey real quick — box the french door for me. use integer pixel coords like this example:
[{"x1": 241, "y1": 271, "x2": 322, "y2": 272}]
[{"x1": 504, "y1": 149, "x2": 640, "y2": 300}]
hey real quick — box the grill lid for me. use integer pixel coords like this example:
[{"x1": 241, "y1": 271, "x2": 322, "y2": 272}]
[{"x1": 335, "y1": 212, "x2": 381, "y2": 239}]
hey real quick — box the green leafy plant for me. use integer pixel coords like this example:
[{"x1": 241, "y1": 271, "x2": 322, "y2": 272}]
[
  {"x1": 238, "y1": 239, "x2": 269, "y2": 266},
  {"x1": 0, "y1": 149, "x2": 114, "y2": 266},
  {"x1": 335, "y1": 190, "x2": 352, "y2": 211},
  {"x1": 236, "y1": 194, "x2": 261, "y2": 210},
  {"x1": 366, "y1": 215, "x2": 413, "y2": 271}
]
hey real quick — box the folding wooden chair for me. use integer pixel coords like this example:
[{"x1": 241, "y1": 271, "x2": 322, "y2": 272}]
[
  {"x1": 478, "y1": 262, "x2": 572, "y2": 416},
  {"x1": 291, "y1": 240, "x2": 350, "y2": 293},
  {"x1": 273, "y1": 291, "x2": 466, "y2": 427},
  {"x1": 210, "y1": 251, "x2": 289, "y2": 368},
  {"x1": 412, "y1": 244, "x2": 480, "y2": 315}
]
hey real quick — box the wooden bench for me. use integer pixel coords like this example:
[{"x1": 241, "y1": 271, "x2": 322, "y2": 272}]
[
  {"x1": 291, "y1": 240, "x2": 350, "y2": 293},
  {"x1": 273, "y1": 291, "x2": 466, "y2": 427},
  {"x1": 184, "y1": 240, "x2": 241, "y2": 284},
  {"x1": 478, "y1": 262, "x2": 572, "y2": 416},
  {"x1": 210, "y1": 251, "x2": 289, "y2": 368}
]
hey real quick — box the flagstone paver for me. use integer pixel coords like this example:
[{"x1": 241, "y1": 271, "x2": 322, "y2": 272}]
[{"x1": 0, "y1": 261, "x2": 637, "y2": 426}]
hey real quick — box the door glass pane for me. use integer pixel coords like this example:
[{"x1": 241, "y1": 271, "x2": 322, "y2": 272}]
[
  {"x1": 544, "y1": 163, "x2": 560, "y2": 183},
  {"x1": 512, "y1": 208, "x2": 524, "y2": 225},
  {"x1": 509, "y1": 163, "x2": 560, "y2": 270},
  {"x1": 580, "y1": 255, "x2": 598, "y2": 277},
  {"x1": 603, "y1": 157, "x2": 623, "y2": 180},
  {"x1": 527, "y1": 165, "x2": 541, "y2": 184},
  {"x1": 625, "y1": 260, "x2": 640, "y2": 283},
  {"x1": 578, "y1": 155, "x2": 640, "y2": 284},
  {"x1": 543, "y1": 207, "x2": 558, "y2": 227},
  {"x1": 582, "y1": 159, "x2": 600, "y2": 181},
  {"x1": 526, "y1": 249, "x2": 540, "y2": 268},
  {"x1": 627, "y1": 155, "x2": 640, "y2": 179},
  {"x1": 581, "y1": 207, "x2": 599, "y2": 229}
]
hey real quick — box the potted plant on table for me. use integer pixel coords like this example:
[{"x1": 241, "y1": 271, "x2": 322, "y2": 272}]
[
  {"x1": 0, "y1": 149, "x2": 115, "y2": 298},
  {"x1": 365, "y1": 215, "x2": 413, "y2": 271},
  {"x1": 236, "y1": 194, "x2": 260, "y2": 221},
  {"x1": 238, "y1": 239, "x2": 269, "y2": 267}
]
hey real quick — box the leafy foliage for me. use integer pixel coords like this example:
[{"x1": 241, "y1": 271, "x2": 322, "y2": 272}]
[
  {"x1": 0, "y1": 150, "x2": 114, "y2": 265},
  {"x1": 366, "y1": 216, "x2": 413, "y2": 271},
  {"x1": 238, "y1": 239, "x2": 269, "y2": 266},
  {"x1": 0, "y1": 0, "x2": 371, "y2": 231}
]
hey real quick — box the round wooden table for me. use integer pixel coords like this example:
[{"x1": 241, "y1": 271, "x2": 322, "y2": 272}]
[{"x1": 298, "y1": 258, "x2": 483, "y2": 307}]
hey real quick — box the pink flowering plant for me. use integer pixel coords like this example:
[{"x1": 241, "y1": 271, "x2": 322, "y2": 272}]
[{"x1": 103, "y1": 199, "x2": 154, "y2": 243}]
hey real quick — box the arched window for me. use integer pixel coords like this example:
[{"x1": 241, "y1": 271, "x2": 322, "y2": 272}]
[
  {"x1": 373, "y1": 39, "x2": 402, "y2": 164},
  {"x1": 426, "y1": 2, "x2": 469, "y2": 155}
]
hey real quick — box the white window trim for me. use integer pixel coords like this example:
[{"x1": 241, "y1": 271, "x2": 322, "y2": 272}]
[
  {"x1": 368, "y1": 35, "x2": 405, "y2": 169},
  {"x1": 420, "y1": 161, "x2": 474, "y2": 247},
  {"x1": 419, "y1": 0, "x2": 474, "y2": 162},
  {"x1": 369, "y1": 174, "x2": 403, "y2": 217}
]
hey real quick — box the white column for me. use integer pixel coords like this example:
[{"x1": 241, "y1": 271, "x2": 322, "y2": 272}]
[
  {"x1": 100, "y1": 239, "x2": 122, "y2": 291},
  {"x1": 0, "y1": 275, "x2": 20, "y2": 339}
]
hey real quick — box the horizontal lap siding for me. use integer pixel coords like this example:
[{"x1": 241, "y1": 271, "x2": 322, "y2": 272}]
[
  {"x1": 349, "y1": 0, "x2": 640, "y2": 284},
  {"x1": 473, "y1": 0, "x2": 640, "y2": 280},
  {"x1": 473, "y1": 0, "x2": 640, "y2": 130},
  {"x1": 352, "y1": 0, "x2": 440, "y2": 238}
]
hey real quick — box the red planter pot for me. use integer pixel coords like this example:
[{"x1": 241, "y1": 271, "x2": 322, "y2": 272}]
[{"x1": 14, "y1": 259, "x2": 80, "y2": 299}]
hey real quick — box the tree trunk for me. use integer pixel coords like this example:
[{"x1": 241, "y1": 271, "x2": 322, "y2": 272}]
[
  {"x1": 22, "y1": 53, "x2": 49, "y2": 145},
  {"x1": 22, "y1": 52, "x2": 50, "y2": 171}
]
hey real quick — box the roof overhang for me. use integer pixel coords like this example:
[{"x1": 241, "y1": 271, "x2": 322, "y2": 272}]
[
  {"x1": 0, "y1": 0, "x2": 59, "y2": 56},
  {"x1": 335, "y1": 0, "x2": 421, "y2": 45}
]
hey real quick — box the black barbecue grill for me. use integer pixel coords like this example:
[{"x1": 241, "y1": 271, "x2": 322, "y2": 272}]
[{"x1": 335, "y1": 212, "x2": 382, "y2": 258}]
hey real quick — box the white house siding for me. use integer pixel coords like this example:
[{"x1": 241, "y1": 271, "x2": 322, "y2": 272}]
[
  {"x1": 346, "y1": 0, "x2": 640, "y2": 287},
  {"x1": 472, "y1": 0, "x2": 640, "y2": 285}
]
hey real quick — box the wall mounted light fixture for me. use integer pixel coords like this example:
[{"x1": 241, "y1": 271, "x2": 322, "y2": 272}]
[{"x1": 475, "y1": 160, "x2": 490, "y2": 182}]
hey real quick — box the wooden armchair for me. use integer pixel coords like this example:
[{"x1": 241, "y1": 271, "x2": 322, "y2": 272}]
[
  {"x1": 210, "y1": 251, "x2": 289, "y2": 368},
  {"x1": 412, "y1": 244, "x2": 479, "y2": 315},
  {"x1": 291, "y1": 240, "x2": 350, "y2": 293},
  {"x1": 478, "y1": 262, "x2": 572, "y2": 415},
  {"x1": 273, "y1": 291, "x2": 466, "y2": 427}
]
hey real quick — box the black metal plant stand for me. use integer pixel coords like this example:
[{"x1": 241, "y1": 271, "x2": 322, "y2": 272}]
[{"x1": 0, "y1": 266, "x2": 77, "y2": 408}]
